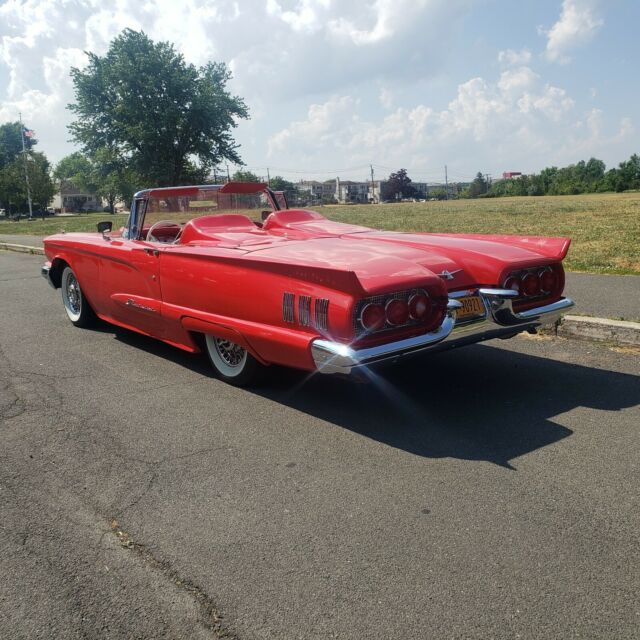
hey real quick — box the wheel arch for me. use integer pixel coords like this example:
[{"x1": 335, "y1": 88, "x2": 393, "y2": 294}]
[
  {"x1": 181, "y1": 316, "x2": 269, "y2": 365},
  {"x1": 49, "y1": 256, "x2": 69, "y2": 289}
]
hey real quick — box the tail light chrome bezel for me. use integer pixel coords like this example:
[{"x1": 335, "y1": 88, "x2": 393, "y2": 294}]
[
  {"x1": 354, "y1": 287, "x2": 445, "y2": 336},
  {"x1": 502, "y1": 264, "x2": 564, "y2": 306}
]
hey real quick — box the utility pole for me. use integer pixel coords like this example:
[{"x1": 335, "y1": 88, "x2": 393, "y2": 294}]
[
  {"x1": 19, "y1": 112, "x2": 33, "y2": 219},
  {"x1": 370, "y1": 164, "x2": 375, "y2": 203},
  {"x1": 213, "y1": 167, "x2": 218, "y2": 183},
  {"x1": 226, "y1": 163, "x2": 230, "y2": 183},
  {"x1": 444, "y1": 165, "x2": 449, "y2": 200},
  {"x1": 267, "y1": 167, "x2": 271, "y2": 187}
]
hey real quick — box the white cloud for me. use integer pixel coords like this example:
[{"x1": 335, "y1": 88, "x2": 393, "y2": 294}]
[
  {"x1": 378, "y1": 87, "x2": 394, "y2": 109},
  {"x1": 267, "y1": 65, "x2": 615, "y2": 174},
  {"x1": 543, "y1": 0, "x2": 603, "y2": 63},
  {"x1": 498, "y1": 49, "x2": 532, "y2": 66}
]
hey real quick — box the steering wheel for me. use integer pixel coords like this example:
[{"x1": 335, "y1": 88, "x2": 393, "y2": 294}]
[{"x1": 146, "y1": 220, "x2": 182, "y2": 243}]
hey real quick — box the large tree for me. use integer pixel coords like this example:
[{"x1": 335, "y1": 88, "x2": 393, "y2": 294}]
[
  {"x1": 0, "y1": 152, "x2": 55, "y2": 213},
  {"x1": 381, "y1": 169, "x2": 417, "y2": 201},
  {"x1": 0, "y1": 121, "x2": 37, "y2": 169},
  {"x1": 68, "y1": 29, "x2": 249, "y2": 187},
  {"x1": 0, "y1": 120, "x2": 53, "y2": 214},
  {"x1": 55, "y1": 150, "x2": 138, "y2": 213}
]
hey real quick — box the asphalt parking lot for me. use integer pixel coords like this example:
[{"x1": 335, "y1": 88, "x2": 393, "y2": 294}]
[{"x1": 1, "y1": 251, "x2": 639, "y2": 639}]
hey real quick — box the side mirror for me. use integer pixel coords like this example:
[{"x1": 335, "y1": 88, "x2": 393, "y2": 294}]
[
  {"x1": 97, "y1": 220, "x2": 113, "y2": 234},
  {"x1": 261, "y1": 210, "x2": 272, "y2": 222}
]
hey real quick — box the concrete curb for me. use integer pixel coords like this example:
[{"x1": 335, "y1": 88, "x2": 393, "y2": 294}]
[
  {"x1": 1, "y1": 240, "x2": 639, "y2": 347},
  {"x1": 557, "y1": 314, "x2": 640, "y2": 347},
  {"x1": 0, "y1": 242, "x2": 44, "y2": 255}
]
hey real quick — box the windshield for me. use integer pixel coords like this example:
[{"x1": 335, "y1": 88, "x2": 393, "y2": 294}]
[{"x1": 131, "y1": 187, "x2": 275, "y2": 239}]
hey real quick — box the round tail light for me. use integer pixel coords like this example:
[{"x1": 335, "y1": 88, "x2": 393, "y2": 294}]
[
  {"x1": 360, "y1": 303, "x2": 386, "y2": 331},
  {"x1": 521, "y1": 272, "x2": 541, "y2": 297},
  {"x1": 539, "y1": 268, "x2": 556, "y2": 293},
  {"x1": 408, "y1": 291, "x2": 431, "y2": 321},
  {"x1": 385, "y1": 298, "x2": 409, "y2": 326},
  {"x1": 504, "y1": 276, "x2": 521, "y2": 293}
]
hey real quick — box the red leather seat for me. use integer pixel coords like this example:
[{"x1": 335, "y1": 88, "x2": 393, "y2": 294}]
[{"x1": 179, "y1": 214, "x2": 258, "y2": 243}]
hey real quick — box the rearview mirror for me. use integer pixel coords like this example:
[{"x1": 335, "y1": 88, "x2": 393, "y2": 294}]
[{"x1": 97, "y1": 220, "x2": 113, "y2": 234}]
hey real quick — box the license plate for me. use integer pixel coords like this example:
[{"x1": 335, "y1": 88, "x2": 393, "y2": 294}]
[{"x1": 456, "y1": 296, "x2": 485, "y2": 320}]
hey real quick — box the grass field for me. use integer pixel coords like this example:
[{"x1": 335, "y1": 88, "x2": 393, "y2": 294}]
[{"x1": 1, "y1": 192, "x2": 638, "y2": 274}]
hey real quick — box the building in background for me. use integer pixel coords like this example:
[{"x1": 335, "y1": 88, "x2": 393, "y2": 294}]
[{"x1": 51, "y1": 180, "x2": 104, "y2": 213}]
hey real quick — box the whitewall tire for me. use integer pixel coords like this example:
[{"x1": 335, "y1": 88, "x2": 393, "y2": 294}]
[
  {"x1": 204, "y1": 334, "x2": 263, "y2": 386},
  {"x1": 60, "y1": 266, "x2": 95, "y2": 327}
]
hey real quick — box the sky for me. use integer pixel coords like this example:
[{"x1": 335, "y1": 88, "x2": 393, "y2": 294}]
[{"x1": 0, "y1": 0, "x2": 638, "y2": 184}]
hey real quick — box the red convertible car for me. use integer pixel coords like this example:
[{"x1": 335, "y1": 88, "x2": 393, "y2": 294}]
[{"x1": 42, "y1": 182, "x2": 574, "y2": 385}]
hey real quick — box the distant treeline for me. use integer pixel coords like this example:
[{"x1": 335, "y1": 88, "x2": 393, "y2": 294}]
[{"x1": 464, "y1": 154, "x2": 640, "y2": 198}]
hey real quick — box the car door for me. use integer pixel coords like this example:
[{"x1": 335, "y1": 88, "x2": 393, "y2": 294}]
[{"x1": 98, "y1": 235, "x2": 165, "y2": 338}]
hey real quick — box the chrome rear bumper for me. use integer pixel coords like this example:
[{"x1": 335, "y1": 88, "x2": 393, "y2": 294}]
[{"x1": 311, "y1": 290, "x2": 574, "y2": 374}]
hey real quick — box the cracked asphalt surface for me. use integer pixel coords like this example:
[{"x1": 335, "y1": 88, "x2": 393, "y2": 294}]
[{"x1": 1, "y1": 251, "x2": 639, "y2": 639}]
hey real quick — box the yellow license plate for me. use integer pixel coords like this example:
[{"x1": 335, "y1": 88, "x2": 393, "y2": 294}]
[{"x1": 456, "y1": 296, "x2": 485, "y2": 319}]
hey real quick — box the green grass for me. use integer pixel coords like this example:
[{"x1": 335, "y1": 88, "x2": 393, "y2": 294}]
[
  {"x1": 318, "y1": 192, "x2": 640, "y2": 275},
  {"x1": 1, "y1": 192, "x2": 638, "y2": 274},
  {"x1": 0, "y1": 212, "x2": 129, "y2": 236}
]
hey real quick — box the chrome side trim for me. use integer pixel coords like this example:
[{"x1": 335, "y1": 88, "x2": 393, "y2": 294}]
[{"x1": 311, "y1": 293, "x2": 574, "y2": 374}]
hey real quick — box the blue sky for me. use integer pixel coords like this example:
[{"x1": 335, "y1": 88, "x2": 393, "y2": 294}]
[{"x1": 0, "y1": 0, "x2": 637, "y2": 183}]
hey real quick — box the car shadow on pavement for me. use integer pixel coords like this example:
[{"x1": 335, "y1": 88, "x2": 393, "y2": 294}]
[
  {"x1": 112, "y1": 327, "x2": 639, "y2": 468},
  {"x1": 254, "y1": 342, "x2": 640, "y2": 468}
]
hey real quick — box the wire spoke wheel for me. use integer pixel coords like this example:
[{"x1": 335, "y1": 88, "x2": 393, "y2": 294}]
[
  {"x1": 214, "y1": 338, "x2": 247, "y2": 368},
  {"x1": 204, "y1": 334, "x2": 263, "y2": 386},
  {"x1": 60, "y1": 265, "x2": 95, "y2": 327}
]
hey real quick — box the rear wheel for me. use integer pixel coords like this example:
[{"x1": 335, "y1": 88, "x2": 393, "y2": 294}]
[
  {"x1": 204, "y1": 334, "x2": 263, "y2": 386},
  {"x1": 61, "y1": 266, "x2": 96, "y2": 327}
]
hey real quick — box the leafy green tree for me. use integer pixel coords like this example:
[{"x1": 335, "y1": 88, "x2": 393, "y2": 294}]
[
  {"x1": 269, "y1": 176, "x2": 295, "y2": 191},
  {"x1": 0, "y1": 152, "x2": 55, "y2": 213},
  {"x1": 54, "y1": 152, "x2": 98, "y2": 193},
  {"x1": 0, "y1": 120, "x2": 51, "y2": 214},
  {"x1": 68, "y1": 29, "x2": 249, "y2": 187},
  {"x1": 0, "y1": 121, "x2": 36, "y2": 169},
  {"x1": 231, "y1": 169, "x2": 261, "y2": 182},
  {"x1": 468, "y1": 172, "x2": 488, "y2": 198},
  {"x1": 381, "y1": 169, "x2": 416, "y2": 200}
]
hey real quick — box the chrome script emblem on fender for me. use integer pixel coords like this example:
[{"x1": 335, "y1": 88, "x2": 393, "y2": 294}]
[{"x1": 438, "y1": 269, "x2": 462, "y2": 280}]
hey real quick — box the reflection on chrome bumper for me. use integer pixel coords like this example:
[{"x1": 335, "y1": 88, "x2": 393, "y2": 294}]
[
  {"x1": 41, "y1": 264, "x2": 55, "y2": 288},
  {"x1": 311, "y1": 290, "x2": 574, "y2": 374}
]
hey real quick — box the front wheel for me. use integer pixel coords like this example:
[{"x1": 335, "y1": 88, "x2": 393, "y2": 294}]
[
  {"x1": 61, "y1": 266, "x2": 96, "y2": 327},
  {"x1": 204, "y1": 335, "x2": 264, "y2": 386}
]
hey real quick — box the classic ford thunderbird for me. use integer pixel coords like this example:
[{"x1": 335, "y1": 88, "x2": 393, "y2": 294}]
[{"x1": 41, "y1": 182, "x2": 574, "y2": 385}]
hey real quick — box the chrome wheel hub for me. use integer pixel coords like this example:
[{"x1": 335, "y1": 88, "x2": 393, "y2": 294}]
[
  {"x1": 214, "y1": 339, "x2": 245, "y2": 367},
  {"x1": 66, "y1": 274, "x2": 81, "y2": 314}
]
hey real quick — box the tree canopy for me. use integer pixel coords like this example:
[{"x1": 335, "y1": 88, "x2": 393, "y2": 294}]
[
  {"x1": 381, "y1": 169, "x2": 416, "y2": 200},
  {"x1": 0, "y1": 122, "x2": 36, "y2": 169},
  {"x1": 0, "y1": 121, "x2": 54, "y2": 214},
  {"x1": 231, "y1": 169, "x2": 261, "y2": 182},
  {"x1": 488, "y1": 155, "x2": 640, "y2": 198},
  {"x1": 68, "y1": 29, "x2": 249, "y2": 187}
]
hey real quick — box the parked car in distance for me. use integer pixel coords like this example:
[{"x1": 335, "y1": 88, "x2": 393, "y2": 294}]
[{"x1": 41, "y1": 182, "x2": 574, "y2": 386}]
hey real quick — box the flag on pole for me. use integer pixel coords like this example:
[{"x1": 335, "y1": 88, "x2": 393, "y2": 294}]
[{"x1": 23, "y1": 127, "x2": 35, "y2": 138}]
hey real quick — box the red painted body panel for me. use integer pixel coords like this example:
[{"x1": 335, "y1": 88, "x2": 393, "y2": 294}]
[{"x1": 43, "y1": 200, "x2": 571, "y2": 371}]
